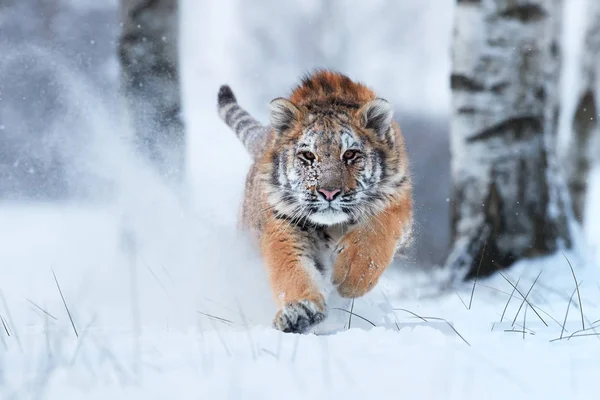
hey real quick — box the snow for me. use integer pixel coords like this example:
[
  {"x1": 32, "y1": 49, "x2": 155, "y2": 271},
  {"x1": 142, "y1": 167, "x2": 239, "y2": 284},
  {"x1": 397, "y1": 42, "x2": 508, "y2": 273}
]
[
  {"x1": 1, "y1": 199, "x2": 599, "y2": 398},
  {"x1": 1, "y1": 1, "x2": 600, "y2": 399}
]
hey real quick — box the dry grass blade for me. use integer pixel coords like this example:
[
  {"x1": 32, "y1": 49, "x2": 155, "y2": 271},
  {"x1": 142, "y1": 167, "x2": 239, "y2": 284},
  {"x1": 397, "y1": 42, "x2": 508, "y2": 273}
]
[
  {"x1": 380, "y1": 290, "x2": 401, "y2": 330},
  {"x1": 393, "y1": 308, "x2": 470, "y2": 346},
  {"x1": 568, "y1": 333, "x2": 600, "y2": 339},
  {"x1": 206, "y1": 317, "x2": 232, "y2": 357},
  {"x1": 565, "y1": 317, "x2": 600, "y2": 340},
  {"x1": 522, "y1": 304, "x2": 527, "y2": 339},
  {"x1": 1, "y1": 315, "x2": 10, "y2": 336},
  {"x1": 456, "y1": 292, "x2": 469, "y2": 310},
  {"x1": 469, "y1": 243, "x2": 486, "y2": 310},
  {"x1": 480, "y1": 282, "x2": 564, "y2": 329},
  {"x1": 499, "y1": 272, "x2": 548, "y2": 327},
  {"x1": 427, "y1": 317, "x2": 471, "y2": 346},
  {"x1": 332, "y1": 308, "x2": 376, "y2": 327},
  {"x1": 52, "y1": 269, "x2": 78, "y2": 338},
  {"x1": 348, "y1": 299, "x2": 355, "y2": 329},
  {"x1": 562, "y1": 253, "x2": 584, "y2": 330},
  {"x1": 559, "y1": 287, "x2": 578, "y2": 340},
  {"x1": 26, "y1": 298, "x2": 58, "y2": 321},
  {"x1": 69, "y1": 315, "x2": 97, "y2": 366},
  {"x1": 511, "y1": 270, "x2": 543, "y2": 327},
  {"x1": 196, "y1": 311, "x2": 234, "y2": 325},
  {"x1": 393, "y1": 308, "x2": 427, "y2": 322},
  {"x1": 500, "y1": 276, "x2": 521, "y2": 322},
  {"x1": 1, "y1": 289, "x2": 22, "y2": 352},
  {"x1": 511, "y1": 321, "x2": 535, "y2": 335},
  {"x1": 143, "y1": 259, "x2": 172, "y2": 300},
  {"x1": 504, "y1": 329, "x2": 534, "y2": 335},
  {"x1": 550, "y1": 331, "x2": 600, "y2": 342}
]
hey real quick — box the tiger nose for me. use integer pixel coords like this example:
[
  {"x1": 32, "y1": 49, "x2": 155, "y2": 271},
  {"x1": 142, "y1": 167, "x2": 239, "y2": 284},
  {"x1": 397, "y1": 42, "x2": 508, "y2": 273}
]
[{"x1": 318, "y1": 188, "x2": 341, "y2": 201}]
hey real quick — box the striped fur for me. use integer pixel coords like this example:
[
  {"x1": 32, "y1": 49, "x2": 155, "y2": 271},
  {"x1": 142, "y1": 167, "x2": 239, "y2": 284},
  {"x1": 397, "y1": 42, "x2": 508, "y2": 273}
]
[
  {"x1": 217, "y1": 85, "x2": 270, "y2": 159},
  {"x1": 216, "y1": 70, "x2": 413, "y2": 333}
]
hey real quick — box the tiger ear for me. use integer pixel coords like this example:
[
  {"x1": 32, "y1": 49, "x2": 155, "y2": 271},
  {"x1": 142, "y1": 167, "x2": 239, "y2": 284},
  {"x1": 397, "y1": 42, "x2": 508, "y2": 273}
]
[
  {"x1": 358, "y1": 98, "x2": 394, "y2": 139},
  {"x1": 269, "y1": 98, "x2": 300, "y2": 133}
]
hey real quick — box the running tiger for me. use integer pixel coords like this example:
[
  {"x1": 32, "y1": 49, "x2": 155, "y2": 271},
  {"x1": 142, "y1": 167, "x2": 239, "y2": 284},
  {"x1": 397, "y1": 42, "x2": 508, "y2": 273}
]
[{"x1": 217, "y1": 70, "x2": 413, "y2": 334}]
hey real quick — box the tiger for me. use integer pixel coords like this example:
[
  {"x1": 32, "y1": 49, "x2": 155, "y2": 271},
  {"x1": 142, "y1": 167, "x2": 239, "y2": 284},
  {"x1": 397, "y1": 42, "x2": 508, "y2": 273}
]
[{"x1": 216, "y1": 70, "x2": 413, "y2": 334}]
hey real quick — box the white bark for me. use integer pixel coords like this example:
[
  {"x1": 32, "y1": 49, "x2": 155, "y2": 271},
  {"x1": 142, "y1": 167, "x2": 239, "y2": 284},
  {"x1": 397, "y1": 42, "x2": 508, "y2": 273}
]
[
  {"x1": 566, "y1": 0, "x2": 600, "y2": 221},
  {"x1": 447, "y1": 0, "x2": 572, "y2": 279},
  {"x1": 119, "y1": 0, "x2": 185, "y2": 184}
]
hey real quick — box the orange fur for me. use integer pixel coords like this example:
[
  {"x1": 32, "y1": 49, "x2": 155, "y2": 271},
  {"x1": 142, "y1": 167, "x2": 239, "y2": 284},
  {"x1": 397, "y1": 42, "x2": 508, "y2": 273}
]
[
  {"x1": 220, "y1": 70, "x2": 413, "y2": 332},
  {"x1": 261, "y1": 217, "x2": 326, "y2": 309},
  {"x1": 289, "y1": 70, "x2": 376, "y2": 106},
  {"x1": 333, "y1": 194, "x2": 412, "y2": 297}
]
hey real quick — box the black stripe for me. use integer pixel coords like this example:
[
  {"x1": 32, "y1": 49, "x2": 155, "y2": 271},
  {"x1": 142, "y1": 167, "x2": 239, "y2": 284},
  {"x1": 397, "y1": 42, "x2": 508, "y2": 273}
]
[
  {"x1": 271, "y1": 153, "x2": 280, "y2": 186},
  {"x1": 314, "y1": 259, "x2": 324, "y2": 273},
  {"x1": 279, "y1": 150, "x2": 289, "y2": 186},
  {"x1": 394, "y1": 175, "x2": 408, "y2": 188},
  {"x1": 376, "y1": 149, "x2": 387, "y2": 180},
  {"x1": 224, "y1": 105, "x2": 240, "y2": 126},
  {"x1": 235, "y1": 118, "x2": 253, "y2": 135}
]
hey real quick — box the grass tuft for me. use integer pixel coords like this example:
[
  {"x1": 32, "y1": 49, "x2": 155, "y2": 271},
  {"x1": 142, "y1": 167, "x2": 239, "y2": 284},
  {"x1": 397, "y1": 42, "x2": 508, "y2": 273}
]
[
  {"x1": 498, "y1": 272, "x2": 547, "y2": 327},
  {"x1": 500, "y1": 275, "x2": 521, "y2": 323},
  {"x1": 510, "y1": 270, "x2": 543, "y2": 327}
]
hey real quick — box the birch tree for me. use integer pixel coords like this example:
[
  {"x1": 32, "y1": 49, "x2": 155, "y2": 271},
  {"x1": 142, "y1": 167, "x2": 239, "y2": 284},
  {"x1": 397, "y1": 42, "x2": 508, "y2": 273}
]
[
  {"x1": 566, "y1": 0, "x2": 600, "y2": 222},
  {"x1": 118, "y1": 0, "x2": 185, "y2": 184},
  {"x1": 447, "y1": 0, "x2": 572, "y2": 279}
]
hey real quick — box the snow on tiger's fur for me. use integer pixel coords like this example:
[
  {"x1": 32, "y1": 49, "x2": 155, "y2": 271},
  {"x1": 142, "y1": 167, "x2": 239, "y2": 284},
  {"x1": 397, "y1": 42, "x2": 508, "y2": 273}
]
[{"x1": 217, "y1": 70, "x2": 413, "y2": 333}]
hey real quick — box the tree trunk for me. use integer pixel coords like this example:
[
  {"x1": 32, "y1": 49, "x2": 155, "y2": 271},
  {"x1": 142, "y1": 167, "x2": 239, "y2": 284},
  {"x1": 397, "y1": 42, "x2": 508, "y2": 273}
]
[
  {"x1": 118, "y1": 0, "x2": 185, "y2": 184},
  {"x1": 566, "y1": 0, "x2": 600, "y2": 222},
  {"x1": 446, "y1": 0, "x2": 572, "y2": 280}
]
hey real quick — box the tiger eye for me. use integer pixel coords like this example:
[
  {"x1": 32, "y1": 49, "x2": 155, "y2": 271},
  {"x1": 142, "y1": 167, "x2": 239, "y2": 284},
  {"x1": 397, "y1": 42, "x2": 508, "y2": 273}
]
[
  {"x1": 301, "y1": 151, "x2": 315, "y2": 161},
  {"x1": 343, "y1": 150, "x2": 358, "y2": 160}
]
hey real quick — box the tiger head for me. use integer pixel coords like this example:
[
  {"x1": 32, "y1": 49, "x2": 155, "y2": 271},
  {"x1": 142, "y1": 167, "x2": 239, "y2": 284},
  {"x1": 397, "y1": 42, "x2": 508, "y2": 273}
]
[{"x1": 262, "y1": 81, "x2": 408, "y2": 227}]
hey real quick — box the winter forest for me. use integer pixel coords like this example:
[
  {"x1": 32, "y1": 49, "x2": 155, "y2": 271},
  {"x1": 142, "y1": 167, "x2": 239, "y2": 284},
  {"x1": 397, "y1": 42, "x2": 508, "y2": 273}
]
[{"x1": 1, "y1": 0, "x2": 600, "y2": 398}]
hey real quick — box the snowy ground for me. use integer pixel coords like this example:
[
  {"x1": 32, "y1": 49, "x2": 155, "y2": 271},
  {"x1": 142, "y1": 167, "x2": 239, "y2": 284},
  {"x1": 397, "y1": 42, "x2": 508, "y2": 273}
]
[
  {"x1": 2, "y1": 1, "x2": 599, "y2": 398},
  {"x1": 1, "y1": 183, "x2": 599, "y2": 399}
]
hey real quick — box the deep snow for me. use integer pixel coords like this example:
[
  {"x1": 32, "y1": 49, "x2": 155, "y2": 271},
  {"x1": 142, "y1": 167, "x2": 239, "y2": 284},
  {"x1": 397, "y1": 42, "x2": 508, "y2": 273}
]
[{"x1": 0, "y1": 195, "x2": 599, "y2": 398}]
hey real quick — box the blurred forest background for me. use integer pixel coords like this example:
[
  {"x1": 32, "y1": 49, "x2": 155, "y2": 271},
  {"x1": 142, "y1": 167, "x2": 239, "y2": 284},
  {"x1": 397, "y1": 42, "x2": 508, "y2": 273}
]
[{"x1": 0, "y1": 0, "x2": 597, "y2": 272}]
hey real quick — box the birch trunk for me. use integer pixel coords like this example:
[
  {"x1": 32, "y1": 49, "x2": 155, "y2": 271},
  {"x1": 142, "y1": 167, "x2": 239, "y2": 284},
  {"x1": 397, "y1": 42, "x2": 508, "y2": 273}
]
[
  {"x1": 118, "y1": 0, "x2": 185, "y2": 184},
  {"x1": 447, "y1": 0, "x2": 572, "y2": 279},
  {"x1": 566, "y1": 0, "x2": 600, "y2": 222}
]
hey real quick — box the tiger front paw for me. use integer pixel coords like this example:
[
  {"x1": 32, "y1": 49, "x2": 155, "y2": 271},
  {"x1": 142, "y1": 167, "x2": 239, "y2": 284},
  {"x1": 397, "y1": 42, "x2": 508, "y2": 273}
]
[
  {"x1": 333, "y1": 242, "x2": 384, "y2": 298},
  {"x1": 273, "y1": 299, "x2": 326, "y2": 334}
]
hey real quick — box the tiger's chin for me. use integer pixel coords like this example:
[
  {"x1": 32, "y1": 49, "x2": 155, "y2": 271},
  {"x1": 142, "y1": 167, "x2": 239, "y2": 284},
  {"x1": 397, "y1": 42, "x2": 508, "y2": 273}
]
[{"x1": 307, "y1": 209, "x2": 351, "y2": 226}]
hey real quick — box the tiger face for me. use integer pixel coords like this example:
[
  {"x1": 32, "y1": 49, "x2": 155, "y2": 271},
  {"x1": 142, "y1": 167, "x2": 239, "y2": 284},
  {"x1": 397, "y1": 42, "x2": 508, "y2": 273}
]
[{"x1": 263, "y1": 97, "x2": 406, "y2": 226}]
